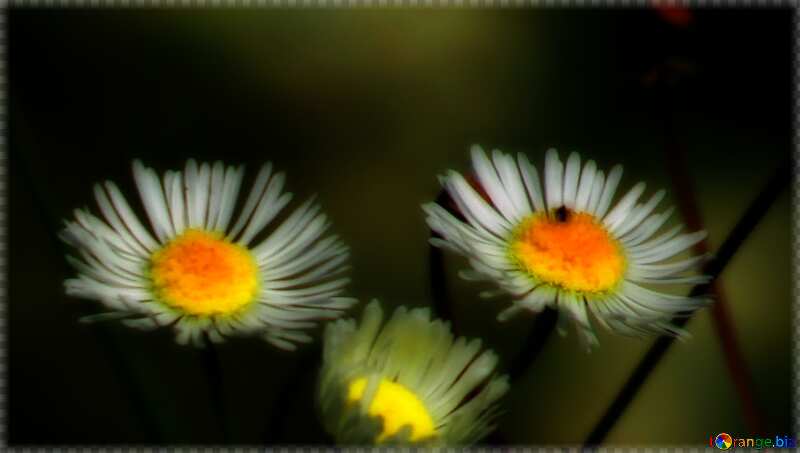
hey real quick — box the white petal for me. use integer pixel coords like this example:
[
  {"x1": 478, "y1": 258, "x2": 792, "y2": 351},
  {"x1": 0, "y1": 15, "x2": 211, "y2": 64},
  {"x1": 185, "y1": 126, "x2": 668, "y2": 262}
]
[
  {"x1": 603, "y1": 182, "x2": 646, "y2": 229},
  {"x1": 263, "y1": 252, "x2": 349, "y2": 288},
  {"x1": 562, "y1": 152, "x2": 581, "y2": 209},
  {"x1": 66, "y1": 254, "x2": 141, "y2": 288},
  {"x1": 70, "y1": 211, "x2": 143, "y2": 262},
  {"x1": 263, "y1": 277, "x2": 349, "y2": 299},
  {"x1": 237, "y1": 173, "x2": 291, "y2": 246},
  {"x1": 604, "y1": 293, "x2": 667, "y2": 319},
  {"x1": 258, "y1": 304, "x2": 345, "y2": 322},
  {"x1": 561, "y1": 292, "x2": 598, "y2": 351},
  {"x1": 167, "y1": 171, "x2": 186, "y2": 235},
  {"x1": 205, "y1": 161, "x2": 226, "y2": 231},
  {"x1": 228, "y1": 163, "x2": 273, "y2": 240},
  {"x1": 424, "y1": 203, "x2": 504, "y2": 249},
  {"x1": 251, "y1": 197, "x2": 321, "y2": 260},
  {"x1": 470, "y1": 145, "x2": 519, "y2": 222},
  {"x1": 430, "y1": 349, "x2": 499, "y2": 418},
  {"x1": 422, "y1": 337, "x2": 482, "y2": 401},
  {"x1": 630, "y1": 231, "x2": 707, "y2": 264},
  {"x1": 183, "y1": 159, "x2": 200, "y2": 228},
  {"x1": 445, "y1": 172, "x2": 511, "y2": 238},
  {"x1": 626, "y1": 274, "x2": 710, "y2": 285},
  {"x1": 493, "y1": 150, "x2": 532, "y2": 218},
  {"x1": 64, "y1": 223, "x2": 144, "y2": 280},
  {"x1": 517, "y1": 153, "x2": 546, "y2": 212},
  {"x1": 612, "y1": 189, "x2": 665, "y2": 237},
  {"x1": 620, "y1": 207, "x2": 675, "y2": 246},
  {"x1": 457, "y1": 269, "x2": 494, "y2": 282},
  {"x1": 174, "y1": 318, "x2": 198, "y2": 346},
  {"x1": 262, "y1": 236, "x2": 345, "y2": 280},
  {"x1": 216, "y1": 165, "x2": 245, "y2": 233},
  {"x1": 264, "y1": 335, "x2": 300, "y2": 351},
  {"x1": 544, "y1": 148, "x2": 563, "y2": 210},
  {"x1": 133, "y1": 160, "x2": 174, "y2": 243},
  {"x1": 103, "y1": 181, "x2": 160, "y2": 252},
  {"x1": 621, "y1": 280, "x2": 710, "y2": 311},
  {"x1": 195, "y1": 162, "x2": 212, "y2": 229},
  {"x1": 92, "y1": 184, "x2": 149, "y2": 256},
  {"x1": 574, "y1": 159, "x2": 597, "y2": 212},
  {"x1": 586, "y1": 170, "x2": 605, "y2": 214},
  {"x1": 628, "y1": 223, "x2": 684, "y2": 254},
  {"x1": 628, "y1": 254, "x2": 707, "y2": 278},
  {"x1": 593, "y1": 164, "x2": 623, "y2": 218},
  {"x1": 497, "y1": 285, "x2": 556, "y2": 321},
  {"x1": 121, "y1": 318, "x2": 161, "y2": 331}
]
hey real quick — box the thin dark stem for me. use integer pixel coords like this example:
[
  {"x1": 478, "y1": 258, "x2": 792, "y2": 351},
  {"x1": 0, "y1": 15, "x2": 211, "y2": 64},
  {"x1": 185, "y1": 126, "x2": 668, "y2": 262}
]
[
  {"x1": 700, "y1": 161, "x2": 790, "y2": 278},
  {"x1": 90, "y1": 324, "x2": 164, "y2": 443},
  {"x1": 584, "y1": 160, "x2": 790, "y2": 446},
  {"x1": 429, "y1": 242, "x2": 453, "y2": 324},
  {"x1": 484, "y1": 306, "x2": 559, "y2": 446},
  {"x1": 661, "y1": 99, "x2": 767, "y2": 433},
  {"x1": 202, "y1": 336, "x2": 230, "y2": 443},
  {"x1": 263, "y1": 345, "x2": 321, "y2": 444},
  {"x1": 707, "y1": 283, "x2": 765, "y2": 432},
  {"x1": 10, "y1": 146, "x2": 164, "y2": 442},
  {"x1": 507, "y1": 307, "x2": 559, "y2": 381}
]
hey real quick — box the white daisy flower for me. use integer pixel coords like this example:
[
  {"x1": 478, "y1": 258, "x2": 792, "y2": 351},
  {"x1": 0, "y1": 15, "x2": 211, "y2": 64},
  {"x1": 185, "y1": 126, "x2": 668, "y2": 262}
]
[
  {"x1": 422, "y1": 146, "x2": 711, "y2": 350},
  {"x1": 318, "y1": 300, "x2": 509, "y2": 446},
  {"x1": 60, "y1": 159, "x2": 356, "y2": 350}
]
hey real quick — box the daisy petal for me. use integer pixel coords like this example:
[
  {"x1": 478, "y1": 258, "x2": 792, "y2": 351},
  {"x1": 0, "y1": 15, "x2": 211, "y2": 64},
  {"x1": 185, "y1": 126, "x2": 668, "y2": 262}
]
[
  {"x1": 62, "y1": 159, "x2": 353, "y2": 350},
  {"x1": 562, "y1": 152, "x2": 581, "y2": 209},
  {"x1": 544, "y1": 148, "x2": 564, "y2": 210}
]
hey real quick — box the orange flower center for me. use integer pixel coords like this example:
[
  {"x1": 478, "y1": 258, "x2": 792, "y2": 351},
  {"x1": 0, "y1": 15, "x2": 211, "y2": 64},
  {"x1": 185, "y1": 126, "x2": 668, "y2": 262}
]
[
  {"x1": 510, "y1": 209, "x2": 626, "y2": 293},
  {"x1": 150, "y1": 229, "x2": 260, "y2": 316}
]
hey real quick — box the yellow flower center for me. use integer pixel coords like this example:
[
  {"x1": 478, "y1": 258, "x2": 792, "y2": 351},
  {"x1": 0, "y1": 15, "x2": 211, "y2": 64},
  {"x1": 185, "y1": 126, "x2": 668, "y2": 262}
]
[
  {"x1": 347, "y1": 377, "x2": 437, "y2": 443},
  {"x1": 510, "y1": 209, "x2": 626, "y2": 293},
  {"x1": 149, "y1": 229, "x2": 260, "y2": 316}
]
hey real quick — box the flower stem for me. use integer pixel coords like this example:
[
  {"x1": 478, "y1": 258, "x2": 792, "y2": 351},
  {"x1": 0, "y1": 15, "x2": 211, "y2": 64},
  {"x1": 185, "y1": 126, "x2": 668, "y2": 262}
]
[
  {"x1": 662, "y1": 101, "x2": 767, "y2": 433},
  {"x1": 263, "y1": 344, "x2": 321, "y2": 444},
  {"x1": 202, "y1": 335, "x2": 230, "y2": 443},
  {"x1": 484, "y1": 307, "x2": 559, "y2": 445},
  {"x1": 429, "y1": 241, "x2": 453, "y2": 325},
  {"x1": 11, "y1": 146, "x2": 164, "y2": 442},
  {"x1": 584, "y1": 159, "x2": 789, "y2": 446},
  {"x1": 508, "y1": 307, "x2": 559, "y2": 381}
]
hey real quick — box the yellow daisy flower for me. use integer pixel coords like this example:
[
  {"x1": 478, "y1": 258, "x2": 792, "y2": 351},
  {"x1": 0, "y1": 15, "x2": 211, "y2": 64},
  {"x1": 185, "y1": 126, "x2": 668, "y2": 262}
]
[
  {"x1": 61, "y1": 159, "x2": 355, "y2": 349},
  {"x1": 318, "y1": 300, "x2": 509, "y2": 446},
  {"x1": 422, "y1": 146, "x2": 710, "y2": 349}
]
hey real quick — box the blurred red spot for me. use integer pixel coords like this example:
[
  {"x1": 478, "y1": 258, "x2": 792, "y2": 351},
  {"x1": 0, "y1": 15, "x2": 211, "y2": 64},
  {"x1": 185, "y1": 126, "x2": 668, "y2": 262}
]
[
  {"x1": 466, "y1": 173, "x2": 492, "y2": 205},
  {"x1": 436, "y1": 173, "x2": 492, "y2": 223},
  {"x1": 653, "y1": 3, "x2": 693, "y2": 27}
]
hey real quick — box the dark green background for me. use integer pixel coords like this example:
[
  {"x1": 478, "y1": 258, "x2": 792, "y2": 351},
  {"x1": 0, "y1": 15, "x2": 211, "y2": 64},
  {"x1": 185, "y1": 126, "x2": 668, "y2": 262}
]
[{"x1": 10, "y1": 8, "x2": 793, "y2": 445}]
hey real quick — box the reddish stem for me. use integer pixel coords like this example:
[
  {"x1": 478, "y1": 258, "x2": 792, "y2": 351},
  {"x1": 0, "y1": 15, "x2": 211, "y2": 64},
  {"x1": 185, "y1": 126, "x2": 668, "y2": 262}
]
[{"x1": 661, "y1": 82, "x2": 766, "y2": 434}]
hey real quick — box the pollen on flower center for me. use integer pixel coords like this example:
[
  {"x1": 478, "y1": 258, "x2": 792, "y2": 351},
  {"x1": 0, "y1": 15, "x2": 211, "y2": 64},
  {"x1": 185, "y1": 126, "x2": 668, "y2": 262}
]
[
  {"x1": 510, "y1": 209, "x2": 626, "y2": 293},
  {"x1": 150, "y1": 229, "x2": 260, "y2": 316},
  {"x1": 347, "y1": 377, "x2": 437, "y2": 443}
]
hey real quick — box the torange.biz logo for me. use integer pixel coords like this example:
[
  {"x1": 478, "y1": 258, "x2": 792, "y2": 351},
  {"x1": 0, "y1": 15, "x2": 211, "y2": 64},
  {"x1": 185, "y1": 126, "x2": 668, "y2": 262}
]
[{"x1": 711, "y1": 432, "x2": 797, "y2": 450}]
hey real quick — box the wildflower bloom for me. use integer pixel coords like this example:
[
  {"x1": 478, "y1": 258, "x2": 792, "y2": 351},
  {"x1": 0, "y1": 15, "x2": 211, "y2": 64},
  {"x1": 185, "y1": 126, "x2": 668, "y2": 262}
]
[
  {"x1": 61, "y1": 159, "x2": 355, "y2": 349},
  {"x1": 422, "y1": 146, "x2": 710, "y2": 349},
  {"x1": 318, "y1": 300, "x2": 509, "y2": 445}
]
